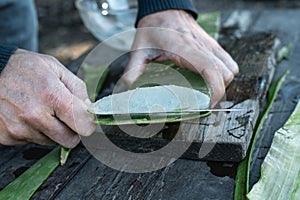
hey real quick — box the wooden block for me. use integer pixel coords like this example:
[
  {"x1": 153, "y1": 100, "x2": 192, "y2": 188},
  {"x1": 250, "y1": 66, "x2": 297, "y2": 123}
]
[{"x1": 91, "y1": 32, "x2": 279, "y2": 162}]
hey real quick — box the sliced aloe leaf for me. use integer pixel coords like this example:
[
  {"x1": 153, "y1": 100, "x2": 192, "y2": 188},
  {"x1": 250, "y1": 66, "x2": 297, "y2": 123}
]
[
  {"x1": 247, "y1": 100, "x2": 300, "y2": 199},
  {"x1": 89, "y1": 85, "x2": 211, "y2": 125},
  {"x1": 95, "y1": 112, "x2": 211, "y2": 125},
  {"x1": 89, "y1": 85, "x2": 210, "y2": 115},
  {"x1": 0, "y1": 147, "x2": 60, "y2": 200}
]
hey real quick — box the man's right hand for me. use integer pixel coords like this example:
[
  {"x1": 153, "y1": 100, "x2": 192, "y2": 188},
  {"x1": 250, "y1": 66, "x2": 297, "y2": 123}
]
[{"x1": 0, "y1": 49, "x2": 96, "y2": 148}]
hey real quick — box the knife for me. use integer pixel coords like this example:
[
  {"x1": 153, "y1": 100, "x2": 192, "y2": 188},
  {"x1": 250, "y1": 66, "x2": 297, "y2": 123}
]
[{"x1": 95, "y1": 108, "x2": 244, "y2": 115}]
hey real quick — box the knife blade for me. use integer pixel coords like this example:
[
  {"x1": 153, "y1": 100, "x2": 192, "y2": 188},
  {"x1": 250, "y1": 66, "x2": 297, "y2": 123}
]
[{"x1": 95, "y1": 108, "x2": 244, "y2": 115}]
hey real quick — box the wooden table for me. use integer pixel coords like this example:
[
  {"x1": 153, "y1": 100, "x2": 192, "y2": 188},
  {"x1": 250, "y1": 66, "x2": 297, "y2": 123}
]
[{"x1": 1, "y1": 9, "x2": 300, "y2": 199}]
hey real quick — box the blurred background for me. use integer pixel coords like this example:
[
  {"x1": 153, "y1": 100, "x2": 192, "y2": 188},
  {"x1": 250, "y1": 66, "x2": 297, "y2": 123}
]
[{"x1": 35, "y1": 0, "x2": 300, "y2": 65}]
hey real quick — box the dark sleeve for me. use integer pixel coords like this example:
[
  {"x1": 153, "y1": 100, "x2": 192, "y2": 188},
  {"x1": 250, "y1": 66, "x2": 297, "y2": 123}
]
[
  {"x1": 136, "y1": 0, "x2": 198, "y2": 27},
  {"x1": 0, "y1": 45, "x2": 17, "y2": 74}
]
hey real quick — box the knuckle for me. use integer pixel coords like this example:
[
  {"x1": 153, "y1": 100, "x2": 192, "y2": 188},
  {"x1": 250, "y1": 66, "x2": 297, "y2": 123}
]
[
  {"x1": 232, "y1": 61, "x2": 239, "y2": 74},
  {"x1": 225, "y1": 72, "x2": 235, "y2": 83},
  {"x1": 45, "y1": 54, "x2": 59, "y2": 63},
  {"x1": 76, "y1": 79, "x2": 87, "y2": 90},
  {"x1": 22, "y1": 107, "x2": 43, "y2": 124},
  {"x1": 5, "y1": 126, "x2": 25, "y2": 141},
  {"x1": 46, "y1": 88, "x2": 73, "y2": 113}
]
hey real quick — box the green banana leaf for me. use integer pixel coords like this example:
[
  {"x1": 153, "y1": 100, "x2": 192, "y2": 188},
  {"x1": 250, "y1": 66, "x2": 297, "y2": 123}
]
[{"x1": 247, "y1": 96, "x2": 300, "y2": 199}]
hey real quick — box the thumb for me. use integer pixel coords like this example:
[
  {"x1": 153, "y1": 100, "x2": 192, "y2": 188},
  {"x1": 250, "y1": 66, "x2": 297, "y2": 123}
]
[{"x1": 122, "y1": 50, "x2": 149, "y2": 88}]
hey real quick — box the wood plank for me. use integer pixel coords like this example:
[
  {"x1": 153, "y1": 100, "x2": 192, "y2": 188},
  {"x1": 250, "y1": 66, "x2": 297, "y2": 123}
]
[
  {"x1": 54, "y1": 157, "x2": 235, "y2": 199},
  {"x1": 88, "y1": 32, "x2": 279, "y2": 162}
]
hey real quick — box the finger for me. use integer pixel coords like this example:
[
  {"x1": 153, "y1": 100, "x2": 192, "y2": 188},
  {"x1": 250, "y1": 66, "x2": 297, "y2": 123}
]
[
  {"x1": 122, "y1": 50, "x2": 149, "y2": 88},
  {"x1": 213, "y1": 48, "x2": 239, "y2": 75},
  {"x1": 51, "y1": 85, "x2": 96, "y2": 137},
  {"x1": 19, "y1": 110, "x2": 81, "y2": 148},
  {"x1": 26, "y1": 132, "x2": 56, "y2": 146},
  {"x1": 202, "y1": 68, "x2": 226, "y2": 108},
  {"x1": 45, "y1": 56, "x2": 90, "y2": 102},
  {"x1": 39, "y1": 115, "x2": 81, "y2": 148},
  {"x1": 164, "y1": 52, "x2": 226, "y2": 107},
  {"x1": 0, "y1": 134, "x2": 27, "y2": 146},
  {"x1": 208, "y1": 56, "x2": 235, "y2": 87}
]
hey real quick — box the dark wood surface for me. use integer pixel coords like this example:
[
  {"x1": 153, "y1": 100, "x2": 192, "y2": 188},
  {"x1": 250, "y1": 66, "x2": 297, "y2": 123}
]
[{"x1": 1, "y1": 8, "x2": 300, "y2": 199}]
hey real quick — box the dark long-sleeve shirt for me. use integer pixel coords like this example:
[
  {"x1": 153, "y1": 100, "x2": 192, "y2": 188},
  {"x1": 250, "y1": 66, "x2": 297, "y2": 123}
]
[
  {"x1": 0, "y1": 45, "x2": 17, "y2": 74},
  {"x1": 136, "y1": 0, "x2": 198, "y2": 26}
]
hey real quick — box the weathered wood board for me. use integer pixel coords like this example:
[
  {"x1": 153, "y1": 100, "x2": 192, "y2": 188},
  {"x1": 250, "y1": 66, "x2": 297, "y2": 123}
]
[{"x1": 87, "y1": 32, "x2": 279, "y2": 162}]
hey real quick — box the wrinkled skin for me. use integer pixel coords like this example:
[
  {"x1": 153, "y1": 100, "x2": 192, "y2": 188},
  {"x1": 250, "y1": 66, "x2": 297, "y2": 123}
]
[
  {"x1": 123, "y1": 10, "x2": 239, "y2": 107},
  {"x1": 0, "y1": 49, "x2": 95, "y2": 148}
]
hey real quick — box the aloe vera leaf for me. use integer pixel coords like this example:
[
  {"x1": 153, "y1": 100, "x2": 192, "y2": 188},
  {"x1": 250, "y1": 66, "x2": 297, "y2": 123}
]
[
  {"x1": 90, "y1": 85, "x2": 210, "y2": 114},
  {"x1": 0, "y1": 147, "x2": 60, "y2": 200},
  {"x1": 95, "y1": 112, "x2": 211, "y2": 125},
  {"x1": 197, "y1": 11, "x2": 221, "y2": 40},
  {"x1": 247, "y1": 100, "x2": 300, "y2": 200},
  {"x1": 131, "y1": 63, "x2": 210, "y2": 95},
  {"x1": 83, "y1": 63, "x2": 110, "y2": 102},
  {"x1": 234, "y1": 71, "x2": 289, "y2": 200},
  {"x1": 90, "y1": 85, "x2": 211, "y2": 125},
  {"x1": 60, "y1": 147, "x2": 72, "y2": 166},
  {"x1": 94, "y1": 58, "x2": 212, "y2": 125}
]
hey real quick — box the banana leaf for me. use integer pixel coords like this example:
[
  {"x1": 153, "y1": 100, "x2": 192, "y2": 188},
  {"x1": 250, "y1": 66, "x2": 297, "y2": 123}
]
[{"x1": 247, "y1": 97, "x2": 300, "y2": 199}]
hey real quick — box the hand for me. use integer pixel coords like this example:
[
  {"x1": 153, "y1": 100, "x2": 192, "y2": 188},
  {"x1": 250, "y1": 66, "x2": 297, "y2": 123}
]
[
  {"x1": 0, "y1": 49, "x2": 96, "y2": 147},
  {"x1": 122, "y1": 10, "x2": 239, "y2": 107}
]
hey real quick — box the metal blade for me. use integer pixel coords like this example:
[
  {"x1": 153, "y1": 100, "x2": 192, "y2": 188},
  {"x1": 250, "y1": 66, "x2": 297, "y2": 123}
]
[{"x1": 96, "y1": 108, "x2": 244, "y2": 115}]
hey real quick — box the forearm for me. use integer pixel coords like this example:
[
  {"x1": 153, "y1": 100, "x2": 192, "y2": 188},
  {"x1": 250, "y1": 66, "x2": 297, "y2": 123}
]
[
  {"x1": 136, "y1": 0, "x2": 198, "y2": 26},
  {"x1": 0, "y1": 45, "x2": 17, "y2": 75}
]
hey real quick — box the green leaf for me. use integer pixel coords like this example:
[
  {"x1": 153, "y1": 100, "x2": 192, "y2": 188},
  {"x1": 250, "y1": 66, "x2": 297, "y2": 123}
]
[
  {"x1": 0, "y1": 147, "x2": 60, "y2": 200},
  {"x1": 234, "y1": 71, "x2": 289, "y2": 199},
  {"x1": 83, "y1": 63, "x2": 110, "y2": 102},
  {"x1": 90, "y1": 85, "x2": 211, "y2": 125},
  {"x1": 247, "y1": 97, "x2": 300, "y2": 199},
  {"x1": 197, "y1": 11, "x2": 221, "y2": 40},
  {"x1": 60, "y1": 147, "x2": 72, "y2": 166}
]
